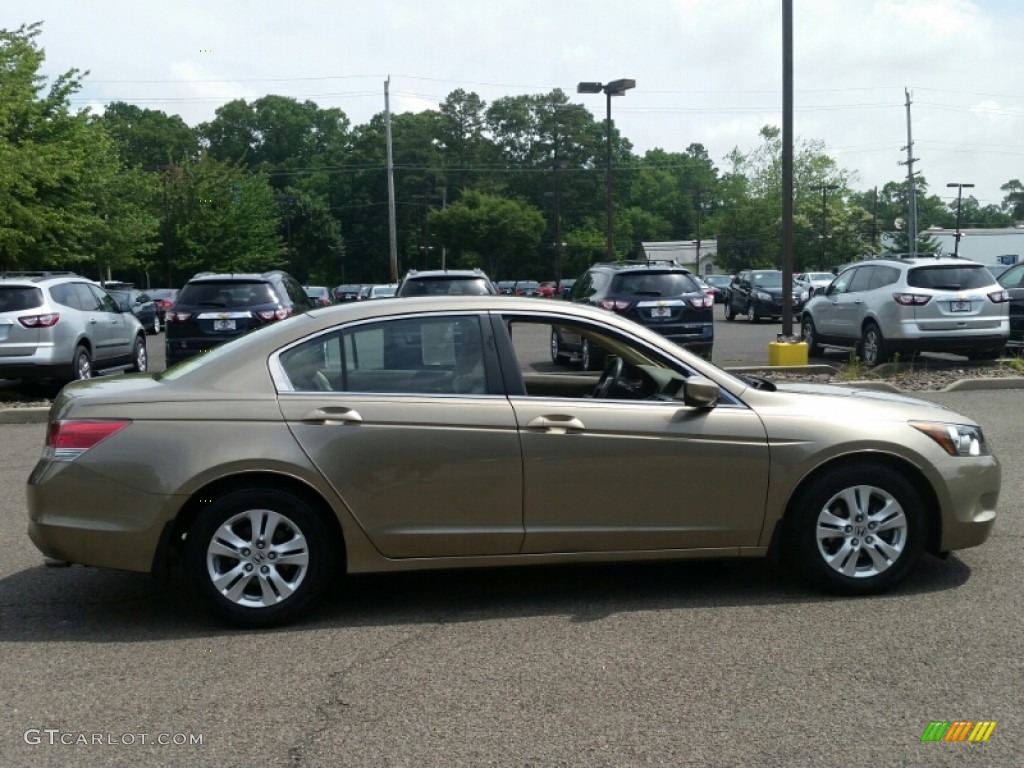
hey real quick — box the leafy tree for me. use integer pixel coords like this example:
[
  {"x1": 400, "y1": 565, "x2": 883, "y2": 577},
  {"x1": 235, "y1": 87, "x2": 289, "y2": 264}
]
[
  {"x1": 94, "y1": 102, "x2": 197, "y2": 169},
  {"x1": 1001, "y1": 179, "x2": 1024, "y2": 220}
]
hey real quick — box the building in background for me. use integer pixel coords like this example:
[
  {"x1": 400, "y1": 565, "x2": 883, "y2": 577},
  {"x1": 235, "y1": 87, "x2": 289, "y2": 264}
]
[
  {"x1": 641, "y1": 239, "x2": 719, "y2": 275},
  {"x1": 920, "y1": 226, "x2": 1024, "y2": 266}
]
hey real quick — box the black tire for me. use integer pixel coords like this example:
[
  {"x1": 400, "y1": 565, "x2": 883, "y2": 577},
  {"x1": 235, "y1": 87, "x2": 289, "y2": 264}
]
[
  {"x1": 580, "y1": 338, "x2": 602, "y2": 371},
  {"x1": 550, "y1": 329, "x2": 570, "y2": 365},
  {"x1": 724, "y1": 301, "x2": 736, "y2": 321},
  {"x1": 786, "y1": 462, "x2": 926, "y2": 595},
  {"x1": 746, "y1": 302, "x2": 759, "y2": 323},
  {"x1": 860, "y1": 322, "x2": 886, "y2": 367},
  {"x1": 184, "y1": 487, "x2": 336, "y2": 627},
  {"x1": 150, "y1": 313, "x2": 162, "y2": 335},
  {"x1": 130, "y1": 335, "x2": 148, "y2": 373},
  {"x1": 801, "y1": 315, "x2": 821, "y2": 356},
  {"x1": 967, "y1": 346, "x2": 1003, "y2": 361},
  {"x1": 71, "y1": 345, "x2": 92, "y2": 381}
]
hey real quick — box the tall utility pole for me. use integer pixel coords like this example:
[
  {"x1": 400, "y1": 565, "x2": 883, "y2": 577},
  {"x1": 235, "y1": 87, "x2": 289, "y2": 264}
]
[
  {"x1": 900, "y1": 88, "x2": 919, "y2": 257},
  {"x1": 871, "y1": 186, "x2": 879, "y2": 252},
  {"x1": 385, "y1": 77, "x2": 398, "y2": 281},
  {"x1": 781, "y1": 0, "x2": 795, "y2": 339},
  {"x1": 689, "y1": 189, "x2": 707, "y2": 272},
  {"x1": 812, "y1": 183, "x2": 840, "y2": 267},
  {"x1": 552, "y1": 159, "x2": 565, "y2": 281}
]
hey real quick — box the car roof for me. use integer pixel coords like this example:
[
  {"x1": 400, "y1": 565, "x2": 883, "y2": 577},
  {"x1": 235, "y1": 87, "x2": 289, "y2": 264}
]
[
  {"x1": 403, "y1": 269, "x2": 489, "y2": 279},
  {"x1": 590, "y1": 260, "x2": 692, "y2": 274}
]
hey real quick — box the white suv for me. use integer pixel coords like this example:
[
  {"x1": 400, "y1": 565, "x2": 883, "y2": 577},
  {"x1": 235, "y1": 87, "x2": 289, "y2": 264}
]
[
  {"x1": 800, "y1": 256, "x2": 1010, "y2": 366},
  {"x1": 0, "y1": 272, "x2": 147, "y2": 382}
]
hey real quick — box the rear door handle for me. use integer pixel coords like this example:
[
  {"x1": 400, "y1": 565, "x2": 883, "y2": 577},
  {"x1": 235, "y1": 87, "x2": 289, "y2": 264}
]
[
  {"x1": 526, "y1": 415, "x2": 585, "y2": 433},
  {"x1": 300, "y1": 407, "x2": 363, "y2": 425}
]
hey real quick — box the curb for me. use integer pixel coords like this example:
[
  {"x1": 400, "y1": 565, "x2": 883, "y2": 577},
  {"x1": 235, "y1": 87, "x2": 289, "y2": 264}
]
[{"x1": 0, "y1": 407, "x2": 50, "y2": 425}]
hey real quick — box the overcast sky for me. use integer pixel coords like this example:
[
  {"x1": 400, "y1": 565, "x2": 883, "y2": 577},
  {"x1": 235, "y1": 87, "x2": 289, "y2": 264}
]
[{"x1": 7, "y1": 0, "x2": 1024, "y2": 211}]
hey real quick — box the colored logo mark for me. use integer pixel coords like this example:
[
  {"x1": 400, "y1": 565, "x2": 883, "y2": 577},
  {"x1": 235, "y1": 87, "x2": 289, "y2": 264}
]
[
  {"x1": 199, "y1": 49, "x2": 213, "y2": 53},
  {"x1": 921, "y1": 720, "x2": 996, "y2": 742}
]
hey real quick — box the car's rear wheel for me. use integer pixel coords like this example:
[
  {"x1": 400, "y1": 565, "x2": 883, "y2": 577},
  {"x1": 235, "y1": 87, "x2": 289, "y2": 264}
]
[
  {"x1": 550, "y1": 329, "x2": 570, "y2": 365},
  {"x1": 801, "y1": 316, "x2": 821, "y2": 356},
  {"x1": 787, "y1": 462, "x2": 926, "y2": 595},
  {"x1": 130, "y1": 335, "x2": 147, "y2": 373},
  {"x1": 860, "y1": 322, "x2": 886, "y2": 366},
  {"x1": 724, "y1": 301, "x2": 735, "y2": 321},
  {"x1": 185, "y1": 488, "x2": 335, "y2": 627},
  {"x1": 71, "y1": 345, "x2": 92, "y2": 381}
]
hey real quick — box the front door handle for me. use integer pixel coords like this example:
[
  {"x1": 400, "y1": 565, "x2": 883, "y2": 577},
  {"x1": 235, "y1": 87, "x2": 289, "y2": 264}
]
[
  {"x1": 526, "y1": 415, "x2": 585, "y2": 433},
  {"x1": 300, "y1": 407, "x2": 363, "y2": 425}
]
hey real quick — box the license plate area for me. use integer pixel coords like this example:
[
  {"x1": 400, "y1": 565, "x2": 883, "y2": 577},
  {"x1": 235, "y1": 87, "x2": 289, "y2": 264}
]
[
  {"x1": 651, "y1": 307, "x2": 671, "y2": 318},
  {"x1": 214, "y1": 319, "x2": 236, "y2": 331},
  {"x1": 950, "y1": 301, "x2": 971, "y2": 312}
]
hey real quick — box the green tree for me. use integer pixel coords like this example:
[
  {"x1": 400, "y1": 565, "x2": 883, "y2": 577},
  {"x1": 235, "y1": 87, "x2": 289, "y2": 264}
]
[
  {"x1": 1001, "y1": 179, "x2": 1024, "y2": 220},
  {"x1": 94, "y1": 102, "x2": 197, "y2": 169}
]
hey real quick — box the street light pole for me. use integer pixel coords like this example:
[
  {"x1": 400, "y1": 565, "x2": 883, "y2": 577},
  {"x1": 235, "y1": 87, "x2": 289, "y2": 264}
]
[
  {"x1": 577, "y1": 79, "x2": 636, "y2": 262},
  {"x1": 946, "y1": 182, "x2": 974, "y2": 257},
  {"x1": 812, "y1": 184, "x2": 840, "y2": 268}
]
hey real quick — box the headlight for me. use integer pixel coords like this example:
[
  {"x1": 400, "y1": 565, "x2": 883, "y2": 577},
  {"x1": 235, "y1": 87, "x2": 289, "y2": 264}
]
[
  {"x1": 910, "y1": 421, "x2": 988, "y2": 457},
  {"x1": 755, "y1": 291, "x2": 772, "y2": 301},
  {"x1": 800, "y1": 290, "x2": 810, "y2": 302}
]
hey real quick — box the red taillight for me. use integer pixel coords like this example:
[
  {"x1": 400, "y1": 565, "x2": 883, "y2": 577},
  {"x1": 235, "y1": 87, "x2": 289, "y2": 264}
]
[
  {"x1": 689, "y1": 295, "x2": 714, "y2": 309},
  {"x1": 598, "y1": 299, "x2": 633, "y2": 312},
  {"x1": 46, "y1": 419, "x2": 131, "y2": 460},
  {"x1": 988, "y1": 289, "x2": 1010, "y2": 303},
  {"x1": 19, "y1": 313, "x2": 60, "y2": 328},
  {"x1": 166, "y1": 311, "x2": 191, "y2": 322},
  {"x1": 257, "y1": 308, "x2": 293, "y2": 321},
  {"x1": 892, "y1": 293, "x2": 932, "y2": 306}
]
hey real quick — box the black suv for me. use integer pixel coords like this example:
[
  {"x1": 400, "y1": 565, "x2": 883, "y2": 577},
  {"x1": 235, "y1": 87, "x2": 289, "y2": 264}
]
[
  {"x1": 724, "y1": 269, "x2": 807, "y2": 323},
  {"x1": 555, "y1": 260, "x2": 714, "y2": 367},
  {"x1": 395, "y1": 268, "x2": 497, "y2": 297},
  {"x1": 165, "y1": 270, "x2": 312, "y2": 365}
]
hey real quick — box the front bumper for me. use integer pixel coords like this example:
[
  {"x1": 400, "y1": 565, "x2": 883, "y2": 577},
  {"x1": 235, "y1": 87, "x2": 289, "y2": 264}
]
[{"x1": 927, "y1": 453, "x2": 1000, "y2": 552}]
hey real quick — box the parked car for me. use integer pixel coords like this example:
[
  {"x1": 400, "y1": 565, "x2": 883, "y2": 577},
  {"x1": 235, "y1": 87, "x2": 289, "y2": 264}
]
[
  {"x1": 724, "y1": 269, "x2": 806, "y2": 323},
  {"x1": 795, "y1": 272, "x2": 836, "y2": 295},
  {"x1": 147, "y1": 288, "x2": 178, "y2": 324},
  {"x1": 395, "y1": 269, "x2": 497, "y2": 297},
  {"x1": 495, "y1": 280, "x2": 516, "y2": 295},
  {"x1": 996, "y1": 262, "x2": 1024, "y2": 351},
  {"x1": 366, "y1": 283, "x2": 398, "y2": 299},
  {"x1": 702, "y1": 274, "x2": 733, "y2": 303},
  {"x1": 559, "y1": 259, "x2": 714, "y2": 365},
  {"x1": 304, "y1": 286, "x2": 332, "y2": 307},
  {"x1": 27, "y1": 295, "x2": 1000, "y2": 627},
  {"x1": 164, "y1": 270, "x2": 312, "y2": 365},
  {"x1": 537, "y1": 281, "x2": 558, "y2": 298},
  {"x1": 106, "y1": 288, "x2": 162, "y2": 334},
  {"x1": 513, "y1": 280, "x2": 541, "y2": 297},
  {"x1": 557, "y1": 278, "x2": 576, "y2": 298},
  {"x1": 0, "y1": 271, "x2": 147, "y2": 382},
  {"x1": 800, "y1": 255, "x2": 1010, "y2": 366},
  {"x1": 333, "y1": 284, "x2": 364, "y2": 303}
]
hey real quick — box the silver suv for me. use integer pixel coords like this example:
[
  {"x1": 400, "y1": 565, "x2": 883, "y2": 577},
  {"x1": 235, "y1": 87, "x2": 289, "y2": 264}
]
[
  {"x1": 800, "y1": 256, "x2": 1010, "y2": 366},
  {"x1": 0, "y1": 272, "x2": 147, "y2": 382},
  {"x1": 395, "y1": 268, "x2": 497, "y2": 296}
]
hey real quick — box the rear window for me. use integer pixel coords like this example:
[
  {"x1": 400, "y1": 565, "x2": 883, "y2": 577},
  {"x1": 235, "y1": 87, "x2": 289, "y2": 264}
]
[
  {"x1": 612, "y1": 272, "x2": 700, "y2": 296},
  {"x1": 399, "y1": 278, "x2": 493, "y2": 296},
  {"x1": 0, "y1": 286, "x2": 44, "y2": 312},
  {"x1": 177, "y1": 281, "x2": 278, "y2": 307},
  {"x1": 907, "y1": 266, "x2": 995, "y2": 291}
]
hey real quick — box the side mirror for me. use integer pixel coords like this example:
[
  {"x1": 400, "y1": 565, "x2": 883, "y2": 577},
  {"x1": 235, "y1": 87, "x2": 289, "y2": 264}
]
[{"x1": 674, "y1": 376, "x2": 719, "y2": 408}]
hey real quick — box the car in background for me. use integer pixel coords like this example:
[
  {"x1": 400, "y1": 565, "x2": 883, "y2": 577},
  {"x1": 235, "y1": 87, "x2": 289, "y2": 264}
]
[
  {"x1": 987, "y1": 264, "x2": 1013, "y2": 281},
  {"x1": 304, "y1": 286, "x2": 332, "y2": 307},
  {"x1": 0, "y1": 271, "x2": 147, "y2": 382},
  {"x1": 395, "y1": 269, "x2": 497, "y2": 297},
  {"x1": 537, "y1": 281, "x2": 558, "y2": 298},
  {"x1": 702, "y1": 274, "x2": 733, "y2": 303},
  {"x1": 106, "y1": 288, "x2": 162, "y2": 334},
  {"x1": 26, "y1": 295, "x2": 1000, "y2": 627},
  {"x1": 996, "y1": 262, "x2": 1024, "y2": 351},
  {"x1": 366, "y1": 283, "x2": 398, "y2": 299},
  {"x1": 558, "y1": 259, "x2": 714, "y2": 366},
  {"x1": 801, "y1": 255, "x2": 1010, "y2": 366},
  {"x1": 495, "y1": 280, "x2": 516, "y2": 295},
  {"x1": 724, "y1": 270, "x2": 806, "y2": 323},
  {"x1": 147, "y1": 288, "x2": 178, "y2": 324},
  {"x1": 557, "y1": 278, "x2": 576, "y2": 298},
  {"x1": 795, "y1": 272, "x2": 836, "y2": 296},
  {"x1": 513, "y1": 280, "x2": 541, "y2": 296},
  {"x1": 332, "y1": 284, "x2": 364, "y2": 303},
  {"x1": 164, "y1": 270, "x2": 311, "y2": 365}
]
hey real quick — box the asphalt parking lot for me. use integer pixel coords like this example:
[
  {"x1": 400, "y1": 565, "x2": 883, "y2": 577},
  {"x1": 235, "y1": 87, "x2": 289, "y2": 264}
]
[{"x1": 0, "y1": 318, "x2": 1021, "y2": 765}]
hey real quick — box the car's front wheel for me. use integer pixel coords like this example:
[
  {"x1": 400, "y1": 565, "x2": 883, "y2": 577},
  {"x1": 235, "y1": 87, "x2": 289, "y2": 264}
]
[
  {"x1": 746, "y1": 302, "x2": 759, "y2": 323},
  {"x1": 550, "y1": 329, "x2": 570, "y2": 365},
  {"x1": 787, "y1": 462, "x2": 926, "y2": 595},
  {"x1": 801, "y1": 316, "x2": 821, "y2": 356},
  {"x1": 151, "y1": 313, "x2": 162, "y2": 334},
  {"x1": 185, "y1": 487, "x2": 336, "y2": 627},
  {"x1": 724, "y1": 301, "x2": 735, "y2": 321},
  {"x1": 580, "y1": 338, "x2": 602, "y2": 371}
]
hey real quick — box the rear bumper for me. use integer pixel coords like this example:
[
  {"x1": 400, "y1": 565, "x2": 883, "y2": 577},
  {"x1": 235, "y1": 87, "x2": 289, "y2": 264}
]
[
  {"x1": 888, "y1": 334, "x2": 1008, "y2": 354},
  {"x1": 165, "y1": 336, "x2": 232, "y2": 364}
]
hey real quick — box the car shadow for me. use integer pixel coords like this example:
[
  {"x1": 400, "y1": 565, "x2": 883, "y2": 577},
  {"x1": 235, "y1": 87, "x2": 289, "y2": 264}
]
[{"x1": 0, "y1": 553, "x2": 972, "y2": 641}]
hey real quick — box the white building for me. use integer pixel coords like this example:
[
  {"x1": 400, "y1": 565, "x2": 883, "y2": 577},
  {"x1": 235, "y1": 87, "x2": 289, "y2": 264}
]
[
  {"x1": 920, "y1": 226, "x2": 1024, "y2": 266},
  {"x1": 640, "y1": 239, "x2": 721, "y2": 275}
]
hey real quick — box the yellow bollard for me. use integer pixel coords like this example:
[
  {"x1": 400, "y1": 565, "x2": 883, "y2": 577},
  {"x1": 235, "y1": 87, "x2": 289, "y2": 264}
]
[{"x1": 767, "y1": 339, "x2": 809, "y2": 366}]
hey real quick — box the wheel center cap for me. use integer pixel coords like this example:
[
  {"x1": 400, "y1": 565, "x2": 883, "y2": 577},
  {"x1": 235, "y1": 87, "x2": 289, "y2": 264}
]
[
  {"x1": 853, "y1": 525, "x2": 867, "y2": 537},
  {"x1": 250, "y1": 551, "x2": 266, "y2": 565}
]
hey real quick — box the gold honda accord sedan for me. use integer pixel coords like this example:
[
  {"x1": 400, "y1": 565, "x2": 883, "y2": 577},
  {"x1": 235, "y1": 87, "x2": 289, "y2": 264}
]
[{"x1": 27, "y1": 297, "x2": 999, "y2": 626}]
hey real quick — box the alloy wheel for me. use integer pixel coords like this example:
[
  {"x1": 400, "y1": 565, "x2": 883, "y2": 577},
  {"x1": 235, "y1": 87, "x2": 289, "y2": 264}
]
[{"x1": 815, "y1": 484, "x2": 908, "y2": 579}]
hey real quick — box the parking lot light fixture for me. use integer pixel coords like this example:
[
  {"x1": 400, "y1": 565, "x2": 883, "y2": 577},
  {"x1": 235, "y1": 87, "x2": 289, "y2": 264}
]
[
  {"x1": 946, "y1": 182, "x2": 974, "y2": 257},
  {"x1": 577, "y1": 78, "x2": 636, "y2": 261}
]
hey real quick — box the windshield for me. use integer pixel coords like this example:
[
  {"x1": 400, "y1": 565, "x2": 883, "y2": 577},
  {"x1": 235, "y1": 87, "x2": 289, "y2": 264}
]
[{"x1": 752, "y1": 272, "x2": 784, "y2": 289}]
